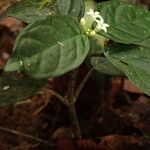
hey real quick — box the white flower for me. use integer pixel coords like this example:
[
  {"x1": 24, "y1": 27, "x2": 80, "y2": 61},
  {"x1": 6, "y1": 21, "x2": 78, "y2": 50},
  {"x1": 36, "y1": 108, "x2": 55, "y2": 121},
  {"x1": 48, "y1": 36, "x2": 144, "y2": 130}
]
[
  {"x1": 95, "y1": 20, "x2": 110, "y2": 33},
  {"x1": 80, "y1": 9, "x2": 110, "y2": 36},
  {"x1": 87, "y1": 9, "x2": 102, "y2": 20}
]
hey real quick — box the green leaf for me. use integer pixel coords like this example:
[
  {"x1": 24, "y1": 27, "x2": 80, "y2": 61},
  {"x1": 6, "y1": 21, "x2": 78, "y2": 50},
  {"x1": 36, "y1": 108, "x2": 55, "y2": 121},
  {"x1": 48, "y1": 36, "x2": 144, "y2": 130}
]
[
  {"x1": 91, "y1": 57, "x2": 124, "y2": 75},
  {"x1": 104, "y1": 44, "x2": 150, "y2": 96},
  {"x1": 5, "y1": 16, "x2": 89, "y2": 79},
  {"x1": 56, "y1": 0, "x2": 85, "y2": 19},
  {"x1": 0, "y1": 73, "x2": 45, "y2": 107},
  {"x1": 1, "y1": 0, "x2": 57, "y2": 23},
  {"x1": 2, "y1": 0, "x2": 85, "y2": 23},
  {"x1": 97, "y1": 1, "x2": 150, "y2": 44},
  {"x1": 135, "y1": 38, "x2": 150, "y2": 48}
]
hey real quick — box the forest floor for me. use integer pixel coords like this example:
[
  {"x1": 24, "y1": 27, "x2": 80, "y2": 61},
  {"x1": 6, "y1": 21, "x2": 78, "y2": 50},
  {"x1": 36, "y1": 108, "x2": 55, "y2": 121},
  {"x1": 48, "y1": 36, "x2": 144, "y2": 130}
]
[{"x1": 0, "y1": 0, "x2": 150, "y2": 150}]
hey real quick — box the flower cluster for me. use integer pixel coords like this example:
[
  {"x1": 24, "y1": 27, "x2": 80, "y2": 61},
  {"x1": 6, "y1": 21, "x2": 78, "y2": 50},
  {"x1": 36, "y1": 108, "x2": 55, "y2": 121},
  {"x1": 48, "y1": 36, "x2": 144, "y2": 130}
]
[{"x1": 80, "y1": 9, "x2": 109, "y2": 37}]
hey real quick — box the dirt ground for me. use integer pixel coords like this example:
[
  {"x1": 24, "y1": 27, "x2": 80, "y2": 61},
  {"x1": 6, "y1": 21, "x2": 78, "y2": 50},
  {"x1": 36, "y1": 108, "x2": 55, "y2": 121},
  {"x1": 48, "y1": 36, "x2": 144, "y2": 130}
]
[{"x1": 0, "y1": 0, "x2": 150, "y2": 150}]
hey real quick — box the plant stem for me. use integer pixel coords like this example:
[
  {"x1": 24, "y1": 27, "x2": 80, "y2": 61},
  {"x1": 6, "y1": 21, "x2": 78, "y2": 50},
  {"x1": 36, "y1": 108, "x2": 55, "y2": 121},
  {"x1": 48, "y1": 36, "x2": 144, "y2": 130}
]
[
  {"x1": 75, "y1": 69, "x2": 93, "y2": 101},
  {"x1": 48, "y1": 68, "x2": 93, "y2": 139},
  {"x1": 65, "y1": 69, "x2": 81, "y2": 138},
  {"x1": 65, "y1": 69, "x2": 78, "y2": 101},
  {"x1": 68, "y1": 103, "x2": 81, "y2": 138}
]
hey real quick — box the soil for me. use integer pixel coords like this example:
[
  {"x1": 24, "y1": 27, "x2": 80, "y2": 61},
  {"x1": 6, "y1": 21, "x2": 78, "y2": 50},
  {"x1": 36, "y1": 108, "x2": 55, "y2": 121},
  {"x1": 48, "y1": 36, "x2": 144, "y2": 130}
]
[{"x1": 0, "y1": 0, "x2": 150, "y2": 150}]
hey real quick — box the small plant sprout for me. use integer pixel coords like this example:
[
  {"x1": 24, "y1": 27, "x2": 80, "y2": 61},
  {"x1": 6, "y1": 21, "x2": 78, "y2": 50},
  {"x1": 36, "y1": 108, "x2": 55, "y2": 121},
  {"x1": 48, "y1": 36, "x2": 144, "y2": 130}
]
[
  {"x1": 80, "y1": 9, "x2": 109, "y2": 37},
  {"x1": 1, "y1": 0, "x2": 150, "y2": 141}
]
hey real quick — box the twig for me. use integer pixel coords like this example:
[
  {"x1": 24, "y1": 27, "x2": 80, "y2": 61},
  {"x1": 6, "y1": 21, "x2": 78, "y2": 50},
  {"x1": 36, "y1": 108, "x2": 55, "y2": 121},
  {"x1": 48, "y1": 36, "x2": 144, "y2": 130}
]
[
  {"x1": 48, "y1": 89, "x2": 68, "y2": 106},
  {"x1": 75, "y1": 69, "x2": 94, "y2": 101},
  {"x1": 32, "y1": 97, "x2": 50, "y2": 116},
  {"x1": 0, "y1": 126, "x2": 55, "y2": 147},
  {"x1": 15, "y1": 99, "x2": 31, "y2": 106}
]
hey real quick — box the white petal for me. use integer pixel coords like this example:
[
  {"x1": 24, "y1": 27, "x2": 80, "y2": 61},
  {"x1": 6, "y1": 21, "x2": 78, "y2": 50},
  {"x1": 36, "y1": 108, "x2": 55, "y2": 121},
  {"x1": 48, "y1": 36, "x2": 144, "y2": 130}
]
[
  {"x1": 101, "y1": 24, "x2": 109, "y2": 33},
  {"x1": 95, "y1": 17, "x2": 104, "y2": 24},
  {"x1": 102, "y1": 26, "x2": 107, "y2": 33},
  {"x1": 104, "y1": 23, "x2": 110, "y2": 27},
  {"x1": 95, "y1": 21, "x2": 109, "y2": 33},
  {"x1": 87, "y1": 9, "x2": 101, "y2": 20},
  {"x1": 95, "y1": 23, "x2": 103, "y2": 30},
  {"x1": 94, "y1": 11, "x2": 100, "y2": 15},
  {"x1": 87, "y1": 9, "x2": 94, "y2": 15}
]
